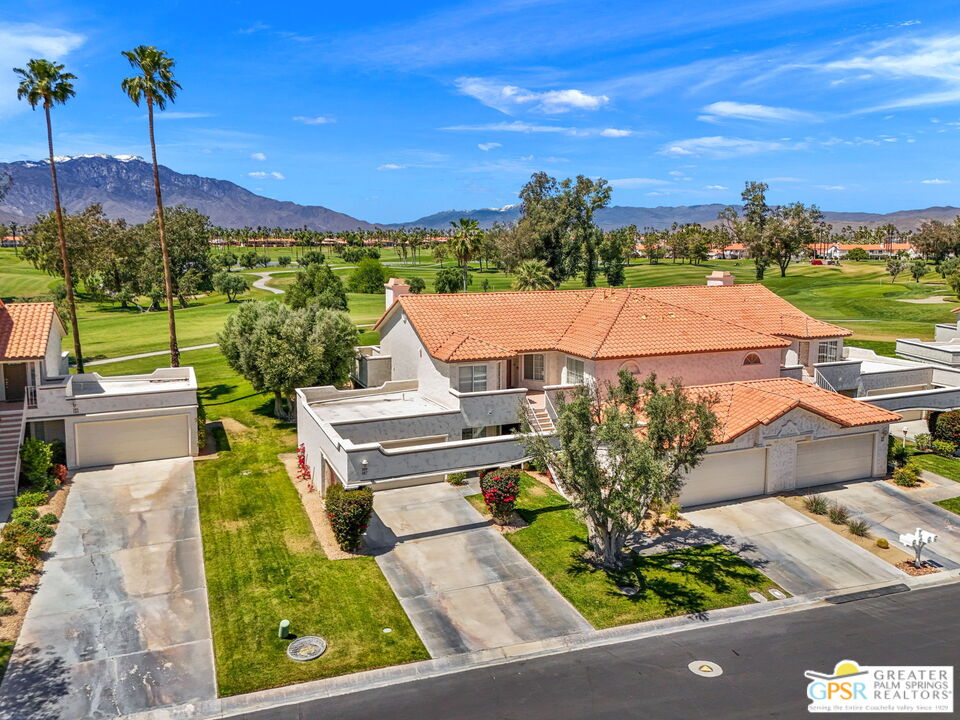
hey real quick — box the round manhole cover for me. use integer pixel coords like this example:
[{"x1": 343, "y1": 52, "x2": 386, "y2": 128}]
[
  {"x1": 286, "y1": 636, "x2": 327, "y2": 662},
  {"x1": 688, "y1": 660, "x2": 723, "y2": 677},
  {"x1": 619, "y1": 586, "x2": 638, "y2": 596}
]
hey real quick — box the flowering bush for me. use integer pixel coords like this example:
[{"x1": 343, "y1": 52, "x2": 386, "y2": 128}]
[
  {"x1": 480, "y1": 468, "x2": 520, "y2": 525},
  {"x1": 325, "y1": 484, "x2": 373, "y2": 551},
  {"x1": 52, "y1": 464, "x2": 68, "y2": 486},
  {"x1": 296, "y1": 443, "x2": 315, "y2": 492}
]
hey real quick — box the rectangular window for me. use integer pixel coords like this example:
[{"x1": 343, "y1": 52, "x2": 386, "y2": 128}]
[
  {"x1": 457, "y1": 364, "x2": 488, "y2": 393},
  {"x1": 817, "y1": 341, "x2": 840, "y2": 364},
  {"x1": 461, "y1": 425, "x2": 500, "y2": 440},
  {"x1": 523, "y1": 354, "x2": 545, "y2": 381},
  {"x1": 566, "y1": 357, "x2": 585, "y2": 384}
]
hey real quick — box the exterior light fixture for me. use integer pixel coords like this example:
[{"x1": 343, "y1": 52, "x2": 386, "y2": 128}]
[{"x1": 361, "y1": 459, "x2": 368, "y2": 475}]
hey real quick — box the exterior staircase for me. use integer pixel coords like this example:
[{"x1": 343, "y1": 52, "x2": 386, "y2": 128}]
[
  {"x1": 525, "y1": 395, "x2": 556, "y2": 435},
  {"x1": 0, "y1": 402, "x2": 26, "y2": 502}
]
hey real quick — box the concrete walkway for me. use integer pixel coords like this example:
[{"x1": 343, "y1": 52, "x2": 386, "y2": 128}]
[
  {"x1": 683, "y1": 497, "x2": 905, "y2": 595},
  {"x1": 0, "y1": 458, "x2": 215, "y2": 720},
  {"x1": 250, "y1": 270, "x2": 290, "y2": 294},
  {"x1": 85, "y1": 343, "x2": 219, "y2": 366},
  {"x1": 366, "y1": 483, "x2": 591, "y2": 657}
]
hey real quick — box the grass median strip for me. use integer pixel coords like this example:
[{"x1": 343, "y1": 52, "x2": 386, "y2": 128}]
[{"x1": 492, "y1": 475, "x2": 783, "y2": 629}]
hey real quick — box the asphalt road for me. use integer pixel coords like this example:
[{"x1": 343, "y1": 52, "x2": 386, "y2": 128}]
[{"x1": 232, "y1": 583, "x2": 959, "y2": 720}]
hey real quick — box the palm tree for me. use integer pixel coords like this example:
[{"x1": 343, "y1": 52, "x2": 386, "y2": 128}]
[
  {"x1": 121, "y1": 45, "x2": 182, "y2": 366},
  {"x1": 449, "y1": 218, "x2": 482, "y2": 291},
  {"x1": 514, "y1": 259, "x2": 554, "y2": 291},
  {"x1": 14, "y1": 59, "x2": 85, "y2": 373}
]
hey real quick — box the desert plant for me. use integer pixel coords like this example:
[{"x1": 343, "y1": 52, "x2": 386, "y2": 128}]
[
  {"x1": 0, "y1": 598, "x2": 14, "y2": 616},
  {"x1": 893, "y1": 464, "x2": 921, "y2": 487},
  {"x1": 15, "y1": 490, "x2": 49, "y2": 508},
  {"x1": 480, "y1": 468, "x2": 520, "y2": 525},
  {"x1": 446, "y1": 472, "x2": 467, "y2": 486},
  {"x1": 39, "y1": 513, "x2": 58, "y2": 525},
  {"x1": 887, "y1": 437, "x2": 911, "y2": 468},
  {"x1": 0, "y1": 524, "x2": 45, "y2": 560},
  {"x1": 665, "y1": 503, "x2": 682, "y2": 521},
  {"x1": 325, "y1": 484, "x2": 374, "y2": 551},
  {"x1": 875, "y1": 537, "x2": 890, "y2": 549},
  {"x1": 846, "y1": 518, "x2": 870, "y2": 537},
  {"x1": 0, "y1": 542, "x2": 18, "y2": 563},
  {"x1": 913, "y1": 433, "x2": 932, "y2": 452},
  {"x1": 828, "y1": 503, "x2": 850, "y2": 525},
  {"x1": 803, "y1": 494, "x2": 829, "y2": 515},
  {"x1": 933, "y1": 410, "x2": 960, "y2": 446},
  {"x1": 10, "y1": 507, "x2": 39, "y2": 523},
  {"x1": 931, "y1": 439, "x2": 956, "y2": 457}
]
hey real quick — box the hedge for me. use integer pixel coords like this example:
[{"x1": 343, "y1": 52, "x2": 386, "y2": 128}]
[
  {"x1": 479, "y1": 468, "x2": 520, "y2": 524},
  {"x1": 325, "y1": 484, "x2": 374, "y2": 551}
]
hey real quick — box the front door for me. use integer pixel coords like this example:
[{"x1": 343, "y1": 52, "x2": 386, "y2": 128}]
[{"x1": 3, "y1": 363, "x2": 27, "y2": 402}]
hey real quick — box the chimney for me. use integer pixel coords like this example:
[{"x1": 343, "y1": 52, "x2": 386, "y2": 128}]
[
  {"x1": 384, "y1": 278, "x2": 411, "y2": 309},
  {"x1": 705, "y1": 270, "x2": 735, "y2": 287}
]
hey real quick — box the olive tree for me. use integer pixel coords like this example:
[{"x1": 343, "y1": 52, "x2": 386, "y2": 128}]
[
  {"x1": 218, "y1": 300, "x2": 356, "y2": 419},
  {"x1": 212, "y1": 270, "x2": 249, "y2": 301},
  {"x1": 520, "y1": 371, "x2": 717, "y2": 570}
]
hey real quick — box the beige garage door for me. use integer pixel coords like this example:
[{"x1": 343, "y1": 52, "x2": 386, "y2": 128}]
[
  {"x1": 75, "y1": 414, "x2": 191, "y2": 468},
  {"x1": 796, "y1": 433, "x2": 874, "y2": 488},
  {"x1": 678, "y1": 448, "x2": 767, "y2": 508}
]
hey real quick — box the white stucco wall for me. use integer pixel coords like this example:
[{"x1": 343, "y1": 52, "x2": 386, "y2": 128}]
[
  {"x1": 378, "y1": 310, "x2": 455, "y2": 405},
  {"x1": 43, "y1": 322, "x2": 65, "y2": 380}
]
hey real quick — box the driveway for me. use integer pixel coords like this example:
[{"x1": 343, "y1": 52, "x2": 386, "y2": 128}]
[
  {"x1": 366, "y1": 483, "x2": 591, "y2": 657},
  {"x1": 683, "y1": 498, "x2": 905, "y2": 595},
  {"x1": 0, "y1": 458, "x2": 215, "y2": 720},
  {"x1": 810, "y1": 477, "x2": 960, "y2": 569}
]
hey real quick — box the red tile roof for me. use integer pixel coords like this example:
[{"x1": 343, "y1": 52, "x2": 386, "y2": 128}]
[
  {"x1": 377, "y1": 287, "x2": 795, "y2": 363},
  {"x1": 0, "y1": 301, "x2": 57, "y2": 360},
  {"x1": 643, "y1": 284, "x2": 851, "y2": 340},
  {"x1": 688, "y1": 377, "x2": 900, "y2": 443}
]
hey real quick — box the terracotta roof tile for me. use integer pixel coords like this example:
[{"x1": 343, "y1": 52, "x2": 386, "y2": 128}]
[
  {"x1": 0, "y1": 301, "x2": 56, "y2": 360},
  {"x1": 688, "y1": 378, "x2": 900, "y2": 443}
]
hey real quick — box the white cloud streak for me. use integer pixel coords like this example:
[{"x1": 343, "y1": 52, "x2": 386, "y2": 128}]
[
  {"x1": 248, "y1": 171, "x2": 285, "y2": 180},
  {"x1": 477, "y1": 142, "x2": 502, "y2": 151},
  {"x1": 698, "y1": 101, "x2": 817, "y2": 123},
  {"x1": 0, "y1": 23, "x2": 85, "y2": 117},
  {"x1": 660, "y1": 136, "x2": 801, "y2": 157},
  {"x1": 292, "y1": 115, "x2": 335, "y2": 125},
  {"x1": 455, "y1": 77, "x2": 608, "y2": 114}
]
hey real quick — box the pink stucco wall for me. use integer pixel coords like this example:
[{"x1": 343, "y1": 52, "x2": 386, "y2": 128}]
[{"x1": 590, "y1": 347, "x2": 783, "y2": 386}]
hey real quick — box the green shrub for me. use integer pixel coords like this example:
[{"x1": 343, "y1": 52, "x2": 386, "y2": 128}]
[
  {"x1": 446, "y1": 472, "x2": 467, "y2": 486},
  {"x1": 10, "y1": 507, "x2": 39, "y2": 523},
  {"x1": 22, "y1": 521, "x2": 54, "y2": 539},
  {"x1": 913, "y1": 433, "x2": 932, "y2": 452},
  {"x1": 49, "y1": 439, "x2": 66, "y2": 466},
  {"x1": 933, "y1": 410, "x2": 960, "y2": 446},
  {"x1": 887, "y1": 438, "x2": 911, "y2": 468},
  {"x1": 15, "y1": 490, "x2": 49, "y2": 508},
  {"x1": 828, "y1": 504, "x2": 850, "y2": 525},
  {"x1": 407, "y1": 277, "x2": 426, "y2": 294},
  {"x1": 347, "y1": 258, "x2": 387, "y2": 294},
  {"x1": 666, "y1": 503, "x2": 682, "y2": 521},
  {"x1": 325, "y1": 484, "x2": 374, "y2": 551},
  {"x1": 846, "y1": 519, "x2": 870, "y2": 537},
  {"x1": 51, "y1": 464, "x2": 67, "y2": 486},
  {"x1": 803, "y1": 494, "x2": 829, "y2": 515},
  {"x1": 0, "y1": 542, "x2": 18, "y2": 563},
  {"x1": 0, "y1": 598, "x2": 14, "y2": 616},
  {"x1": 876, "y1": 537, "x2": 890, "y2": 549},
  {"x1": 0, "y1": 524, "x2": 45, "y2": 559},
  {"x1": 40, "y1": 513, "x2": 58, "y2": 525},
  {"x1": 19, "y1": 438, "x2": 52, "y2": 488},
  {"x1": 931, "y1": 439, "x2": 956, "y2": 457},
  {"x1": 893, "y1": 464, "x2": 921, "y2": 487},
  {"x1": 0, "y1": 560, "x2": 34, "y2": 590},
  {"x1": 197, "y1": 397, "x2": 208, "y2": 451},
  {"x1": 480, "y1": 468, "x2": 521, "y2": 524}
]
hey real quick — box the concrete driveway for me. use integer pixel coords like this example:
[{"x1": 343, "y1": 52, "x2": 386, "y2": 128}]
[
  {"x1": 810, "y1": 477, "x2": 960, "y2": 569},
  {"x1": 366, "y1": 483, "x2": 591, "y2": 657},
  {"x1": 0, "y1": 457, "x2": 215, "y2": 720},
  {"x1": 683, "y1": 498, "x2": 905, "y2": 595}
]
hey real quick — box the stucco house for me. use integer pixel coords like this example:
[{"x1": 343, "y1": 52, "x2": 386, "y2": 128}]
[
  {"x1": 297, "y1": 274, "x2": 913, "y2": 507},
  {"x1": 0, "y1": 300, "x2": 199, "y2": 501}
]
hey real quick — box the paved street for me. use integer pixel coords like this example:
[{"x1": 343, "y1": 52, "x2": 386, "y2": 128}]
[
  {"x1": 684, "y1": 497, "x2": 904, "y2": 594},
  {"x1": 0, "y1": 458, "x2": 215, "y2": 720},
  {"x1": 367, "y1": 483, "x2": 591, "y2": 657},
  {"x1": 230, "y1": 583, "x2": 960, "y2": 720}
]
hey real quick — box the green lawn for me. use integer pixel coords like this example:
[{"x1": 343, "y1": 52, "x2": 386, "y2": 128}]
[
  {"x1": 489, "y1": 476, "x2": 783, "y2": 629},
  {"x1": 0, "y1": 249, "x2": 59, "y2": 299},
  {"x1": 910, "y1": 452, "x2": 960, "y2": 483},
  {"x1": 935, "y1": 497, "x2": 960, "y2": 515}
]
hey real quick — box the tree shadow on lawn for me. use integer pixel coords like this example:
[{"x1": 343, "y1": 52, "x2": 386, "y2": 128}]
[{"x1": 200, "y1": 383, "x2": 242, "y2": 402}]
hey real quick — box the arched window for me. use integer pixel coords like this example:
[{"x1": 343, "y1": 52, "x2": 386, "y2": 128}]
[
  {"x1": 620, "y1": 361, "x2": 641, "y2": 375},
  {"x1": 743, "y1": 353, "x2": 762, "y2": 366}
]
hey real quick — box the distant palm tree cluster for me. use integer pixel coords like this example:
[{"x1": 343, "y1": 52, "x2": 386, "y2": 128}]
[{"x1": 14, "y1": 46, "x2": 183, "y2": 367}]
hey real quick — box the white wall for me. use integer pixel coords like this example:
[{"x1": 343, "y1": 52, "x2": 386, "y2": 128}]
[
  {"x1": 378, "y1": 310, "x2": 454, "y2": 405},
  {"x1": 43, "y1": 322, "x2": 65, "y2": 380}
]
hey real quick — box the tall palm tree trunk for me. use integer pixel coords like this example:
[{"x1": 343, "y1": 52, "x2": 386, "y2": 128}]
[
  {"x1": 45, "y1": 104, "x2": 84, "y2": 374},
  {"x1": 147, "y1": 97, "x2": 180, "y2": 367}
]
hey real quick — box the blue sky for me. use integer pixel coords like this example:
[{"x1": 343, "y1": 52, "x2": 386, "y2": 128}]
[{"x1": 1, "y1": 0, "x2": 959, "y2": 222}]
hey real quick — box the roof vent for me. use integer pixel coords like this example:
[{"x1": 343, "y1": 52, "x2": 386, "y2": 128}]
[{"x1": 706, "y1": 270, "x2": 735, "y2": 287}]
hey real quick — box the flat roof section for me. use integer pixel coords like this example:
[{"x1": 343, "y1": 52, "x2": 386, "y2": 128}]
[{"x1": 309, "y1": 391, "x2": 450, "y2": 424}]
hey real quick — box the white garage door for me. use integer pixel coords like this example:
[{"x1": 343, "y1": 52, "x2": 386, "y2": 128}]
[
  {"x1": 796, "y1": 433, "x2": 875, "y2": 488},
  {"x1": 678, "y1": 448, "x2": 767, "y2": 508},
  {"x1": 75, "y1": 414, "x2": 191, "y2": 468}
]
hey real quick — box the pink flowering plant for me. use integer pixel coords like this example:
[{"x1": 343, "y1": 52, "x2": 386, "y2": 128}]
[{"x1": 479, "y1": 468, "x2": 520, "y2": 524}]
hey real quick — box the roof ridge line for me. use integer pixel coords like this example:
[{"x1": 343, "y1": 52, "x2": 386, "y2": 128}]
[{"x1": 637, "y1": 294, "x2": 790, "y2": 347}]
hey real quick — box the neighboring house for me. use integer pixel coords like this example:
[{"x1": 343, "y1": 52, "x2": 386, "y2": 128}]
[
  {"x1": 0, "y1": 300, "x2": 199, "y2": 501},
  {"x1": 823, "y1": 243, "x2": 918, "y2": 260},
  {"x1": 710, "y1": 243, "x2": 750, "y2": 260},
  {"x1": 296, "y1": 274, "x2": 910, "y2": 506}
]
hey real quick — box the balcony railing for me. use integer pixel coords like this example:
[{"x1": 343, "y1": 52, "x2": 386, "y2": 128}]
[{"x1": 24, "y1": 385, "x2": 37, "y2": 410}]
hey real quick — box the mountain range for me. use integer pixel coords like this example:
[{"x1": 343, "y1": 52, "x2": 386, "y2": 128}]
[{"x1": 1, "y1": 154, "x2": 957, "y2": 232}]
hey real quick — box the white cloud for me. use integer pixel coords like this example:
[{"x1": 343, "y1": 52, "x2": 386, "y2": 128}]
[
  {"x1": 0, "y1": 23, "x2": 85, "y2": 117},
  {"x1": 154, "y1": 111, "x2": 214, "y2": 120},
  {"x1": 608, "y1": 177, "x2": 670, "y2": 189},
  {"x1": 250, "y1": 152, "x2": 267, "y2": 161},
  {"x1": 668, "y1": 170, "x2": 685, "y2": 177},
  {"x1": 816, "y1": 184, "x2": 846, "y2": 191},
  {"x1": 698, "y1": 101, "x2": 816, "y2": 123},
  {"x1": 248, "y1": 171, "x2": 285, "y2": 180},
  {"x1": 921, "y1": 178, "x2": 950, "y2": 184},
  {"x1": 377, "y1": 163, "x2": 406, "y2": 171},
  {"x1": 477, "y1": 142, "x2": 502, "y2": 151},
  {"x1": 705, "y1": 184, "x2": 728, "y2": 190},
  {"x1": 660, "y1": 136, "x2": 800, "y2": 157},
  {"x1": 443, "y1": 121, "x2": 627, "y2": 138},
  {"x1": 292, "y1": 115, "x2": 335, "y2": 125},
  {"x1": 599, "y1": 128, "x2": 633, "y2": 137},
  {"x1": 455, "y1": 77, "x2": 608, "y2": 114}
]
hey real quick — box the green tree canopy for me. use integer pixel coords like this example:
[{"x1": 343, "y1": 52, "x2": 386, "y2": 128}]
[
  {"x1": 286, "y1": 262, "x2": 348, "y2": 310},
  {"x1": 435, "y1": 267, "x2": 470, "y2": 293},
  {"x1": 347, "y1": 258, "x2": 387, "y2": 294},
  {"x1": 212, "y1": 270, "x2": 249, "y2": 301}
]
